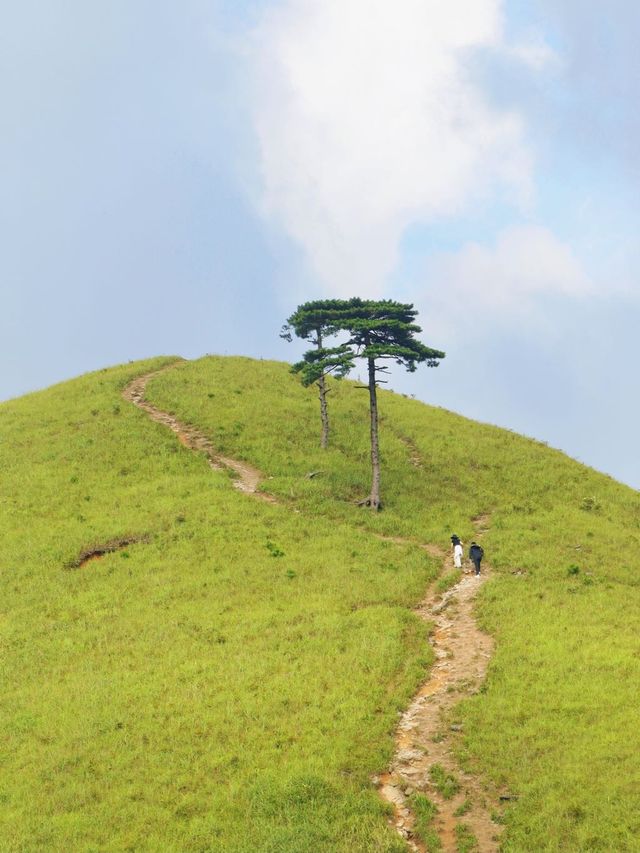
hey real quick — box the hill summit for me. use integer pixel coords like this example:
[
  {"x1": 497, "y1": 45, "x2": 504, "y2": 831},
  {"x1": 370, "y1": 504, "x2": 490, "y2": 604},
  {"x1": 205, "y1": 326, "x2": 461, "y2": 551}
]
[{"x1": 2, "y1": 356, "x2": 639, "y2": 852}]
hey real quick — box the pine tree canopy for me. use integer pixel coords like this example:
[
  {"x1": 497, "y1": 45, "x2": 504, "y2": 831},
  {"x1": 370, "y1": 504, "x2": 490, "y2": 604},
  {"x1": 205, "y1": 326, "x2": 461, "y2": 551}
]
[
  {"x1": 281, "y1": 299, "x2": 355, "y2": 341},
  {"x1": 282, "y1": 296, "x2": 445, "y2": 504},
  {"x1": 290, "y1": 344, "x2": 355, "y2": 387},
  {"x1": 282, "y1": 299, "x2": 356, "y2": 385},
  {"x1": 283, "y1": 296, "x2": 445, "y2": 376},
  {"x1": 338, "y1": 298, "x2": 445, "y2": 372}
]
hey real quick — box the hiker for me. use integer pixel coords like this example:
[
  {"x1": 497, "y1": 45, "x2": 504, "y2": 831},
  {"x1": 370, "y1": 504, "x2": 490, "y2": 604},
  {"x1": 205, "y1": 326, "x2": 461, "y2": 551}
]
[
  {"x1": 453, "y1": 538, "x2": 463, "y2": 569},
  {"x1": 469, "y1": 542, "x2": 484, "y2": 576}
]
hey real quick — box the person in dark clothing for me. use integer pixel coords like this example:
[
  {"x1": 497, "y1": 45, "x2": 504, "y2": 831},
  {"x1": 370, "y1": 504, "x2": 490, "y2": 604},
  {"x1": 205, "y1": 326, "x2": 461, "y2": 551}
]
[{"x1": 469, "y1": 542, "x2": 484, "y2": 576}]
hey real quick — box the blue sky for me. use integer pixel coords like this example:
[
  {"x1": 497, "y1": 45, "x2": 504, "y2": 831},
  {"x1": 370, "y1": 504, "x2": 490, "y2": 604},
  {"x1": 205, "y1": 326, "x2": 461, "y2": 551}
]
[{"x1": 2, "y1": 0, "x2": 638, "y2": 488}]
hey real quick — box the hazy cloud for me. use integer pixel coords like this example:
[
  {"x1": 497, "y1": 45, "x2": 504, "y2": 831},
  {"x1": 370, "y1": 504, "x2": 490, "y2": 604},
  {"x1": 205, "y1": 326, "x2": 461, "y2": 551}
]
[
  {"x1": 250, "y1": 0, "x2": 542, "y2": 296},
  {"x1": 513, "y1": 1, "x2": 640, "y2": 170},
  {"x1": 414, "y1": 224, "x2": 592, "y2": 338}
]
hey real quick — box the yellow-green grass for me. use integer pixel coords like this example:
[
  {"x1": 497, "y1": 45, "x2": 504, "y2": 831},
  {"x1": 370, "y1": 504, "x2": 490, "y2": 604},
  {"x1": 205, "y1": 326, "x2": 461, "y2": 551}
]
[
  {"x1": 1, "y1": 358, "x2": 436, "y2": 852},
  {"x1": 409, "y1": 793, "x2": 440, "y2": 851},
  {"x1": 147, "y1": 356, "x2": 640, "y2": 851},
  {"x1": 3, "y1": 353, "x2": 640, "y2": 851}
]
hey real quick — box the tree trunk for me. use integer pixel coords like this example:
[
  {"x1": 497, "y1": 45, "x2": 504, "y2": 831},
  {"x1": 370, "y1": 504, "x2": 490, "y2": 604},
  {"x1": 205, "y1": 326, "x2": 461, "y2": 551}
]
[
  {"x1": 367, "y1": 356, "x2": 381, "y2": 510},
  {"x1": 318, "y1": 374, "x2": 329, "y2": 449},
  {"x1": 316, "y1": 328, "x2": 329, "y2": 449}
]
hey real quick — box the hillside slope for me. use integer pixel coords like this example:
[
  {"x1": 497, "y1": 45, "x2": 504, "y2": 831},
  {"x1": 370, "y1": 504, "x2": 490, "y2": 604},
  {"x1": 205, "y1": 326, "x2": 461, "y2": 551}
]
[
  {"x1": 147, "y1": 357, "x2": 640, "y2": 852},
  {"x1": 2, "y1": 355, "x2": 639, "y2": 852}
]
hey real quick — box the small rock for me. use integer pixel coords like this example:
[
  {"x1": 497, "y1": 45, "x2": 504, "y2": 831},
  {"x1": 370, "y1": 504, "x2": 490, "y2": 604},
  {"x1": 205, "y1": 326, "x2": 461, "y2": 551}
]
[
  {"x1": 450, "y1": 724, "x2": 463, "y2": 732},
  {"x1": 397, "y1": 748, "x2": 424, "y2": 762}
]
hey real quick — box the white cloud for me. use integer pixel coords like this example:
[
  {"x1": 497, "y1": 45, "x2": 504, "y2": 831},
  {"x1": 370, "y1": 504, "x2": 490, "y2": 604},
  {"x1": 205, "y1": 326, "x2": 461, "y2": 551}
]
[
  {"x1": 414, "y1": 224, "x2": 593, "y2": 339},
  {"x1": 249, "y1": 0, "x2": 542, "y2": 296}
]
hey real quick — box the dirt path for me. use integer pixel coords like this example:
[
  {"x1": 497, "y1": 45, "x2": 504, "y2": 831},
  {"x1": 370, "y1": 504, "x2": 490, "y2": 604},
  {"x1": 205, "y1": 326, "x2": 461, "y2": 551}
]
[
  {"x1": 377, "y1": 517, "x2": 502, "y2": 852},
  {"x1": 122, "y1": 366, "x2": 274, "y2": 502},
  {"x1": 124, "y1": 365, "x2": 499, "y2": 850}
]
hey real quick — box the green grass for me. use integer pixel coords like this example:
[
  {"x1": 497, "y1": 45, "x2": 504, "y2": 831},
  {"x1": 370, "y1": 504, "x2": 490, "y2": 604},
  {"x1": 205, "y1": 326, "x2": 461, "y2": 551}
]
[
  {"x1": 147, "y1": 356, "x2": 640, "y2": 851},
  {"x1": 435, "y1": 569, "x2": 461, "y2": 595},
  {"x1": 428, "y1": 765, "x2": 460, "y2": 800},
  {"x1": 3, "y1": 353, "x2": 640, "y2": 851},
  {"x1": 0, "y1": 358, "x2": 435, "y2": 852},
  {"x1": 453, "y1": 799, "x2": 472, "y2": 818},
  {"x1": 409, "y1": 793, "x2": 441, "y2": 851},
  {"x1": 454, "y1": 823, "x2": 478, "y2": 853}
]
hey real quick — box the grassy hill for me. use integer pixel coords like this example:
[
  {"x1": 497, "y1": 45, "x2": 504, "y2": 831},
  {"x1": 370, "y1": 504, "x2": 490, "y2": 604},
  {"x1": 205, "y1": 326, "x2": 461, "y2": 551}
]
[{"x1": 2, "y1": 355, "x2": 639, "y2": 852}]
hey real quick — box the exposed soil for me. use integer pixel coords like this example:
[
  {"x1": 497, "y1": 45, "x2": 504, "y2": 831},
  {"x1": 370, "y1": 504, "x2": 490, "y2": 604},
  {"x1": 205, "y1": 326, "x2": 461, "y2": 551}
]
[
  {"x1": 67, "y1": 534, "x2": 150, "y2": 569},
  {"x1": 122, "y1": 367, "x2": 275, "y2": 502},
  {"x1": 376, "y1": 517, "x2": 502, "y2": 852}
]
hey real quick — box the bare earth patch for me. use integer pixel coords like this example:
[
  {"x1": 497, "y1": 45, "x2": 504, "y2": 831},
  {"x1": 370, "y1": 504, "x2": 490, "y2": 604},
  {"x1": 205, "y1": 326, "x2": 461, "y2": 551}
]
[
  {"x1": 66, "y1": 534, "x2": 150, "y2": 569},
  {"x1": 376, "y1": 521, "x2": 502, "y2": 852}
]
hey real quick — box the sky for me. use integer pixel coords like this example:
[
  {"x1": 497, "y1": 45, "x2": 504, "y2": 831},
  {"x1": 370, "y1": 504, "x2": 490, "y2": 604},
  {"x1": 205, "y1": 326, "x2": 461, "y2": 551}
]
[{"x1": 2, "y1": 0, "x2": 638, "y2": 488}]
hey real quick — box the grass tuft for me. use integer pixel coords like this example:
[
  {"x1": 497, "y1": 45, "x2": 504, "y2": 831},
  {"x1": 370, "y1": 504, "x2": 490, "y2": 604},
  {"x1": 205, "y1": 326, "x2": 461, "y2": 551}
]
[
  {"x1": 429, "y1": 764, "x2": 460, "y2": 800},
  {"x1": 409, "y1": 793, "x2": 441, "y2": 851},
  {"x1": 455, "y1": 822, "x2": 478, "y2": 852}
]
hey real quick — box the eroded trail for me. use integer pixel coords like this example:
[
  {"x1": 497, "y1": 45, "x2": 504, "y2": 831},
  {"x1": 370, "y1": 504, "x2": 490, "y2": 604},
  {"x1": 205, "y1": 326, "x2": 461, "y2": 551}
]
[
  {"x1": 123, "y1": 367, "x2": 274, "y2": 502},
  {"x1": 377, "y1": 519, "x2": 502, "y2": 852},
  {"x1": 124, "y1": 365, "x2": 499, "y2": 851}
]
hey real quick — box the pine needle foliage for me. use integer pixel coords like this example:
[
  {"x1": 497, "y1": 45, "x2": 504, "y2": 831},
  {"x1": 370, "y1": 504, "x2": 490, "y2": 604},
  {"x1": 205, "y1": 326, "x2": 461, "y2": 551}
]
[
  {"x1": 284, "y1": 298, "x2": 445, "y2": 508},
  {"x1": 336, "y1": 298, "x2": 445, "y2": 371},
  {"x1": 331, "y1": 298, "x2": 445, "y2": 510},
  {"x1": 282, "y1": 300, "x2": 356, "y2": 449}
]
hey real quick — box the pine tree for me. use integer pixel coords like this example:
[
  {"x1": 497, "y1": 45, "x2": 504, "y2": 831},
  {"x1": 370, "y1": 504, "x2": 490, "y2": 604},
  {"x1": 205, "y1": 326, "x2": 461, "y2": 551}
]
[
  {"x1": 281, "y1": 300, "x2": 355, "y2": 449},
  {"x1": 339, "y1": 298, "x2": 445, "y2": 510},
  {"x1": 283, "y1": 298, "x2": 444, "y2": 506}
]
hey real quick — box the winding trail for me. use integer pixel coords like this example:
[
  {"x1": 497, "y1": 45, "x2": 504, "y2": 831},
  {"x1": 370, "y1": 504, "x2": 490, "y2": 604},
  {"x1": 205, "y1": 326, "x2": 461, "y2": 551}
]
[
  {"x1": 377, "y1": 516, "x2": 502, "y2": 852},
  {"x1": 123, "y1": 364, "x2": 500, "y2": 851},
  {"x1": 123, "y1": 366, "x2": 274, "y2": 502}
]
